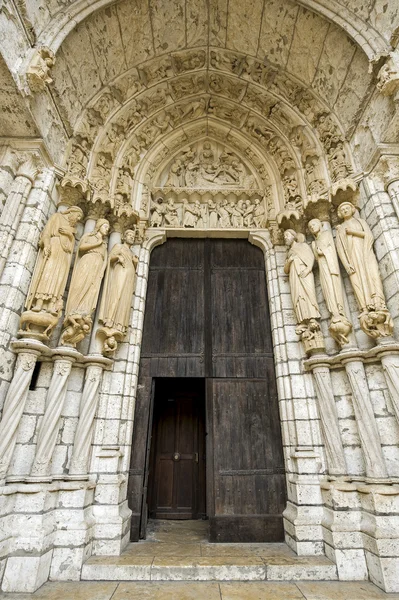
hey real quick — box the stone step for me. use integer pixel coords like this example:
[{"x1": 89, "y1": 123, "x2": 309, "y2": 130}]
[{"x1": 81, "y1": 551, "x2": 338, "y2": 582}]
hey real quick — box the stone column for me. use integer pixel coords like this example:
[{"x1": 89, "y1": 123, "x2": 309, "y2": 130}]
[
  {"x1": 0, "y1": 147, "x2": 20, "y2": 210},
  {"x1": 375, "y1": 339, "x2": 399, "y2": 426},
  {"x1": 307, "y1": 360, "x2": 347, "y2": 476},
  {"x1": 28, "y1": 349, "x2": 81, "y2": 482},
  {"x1": 341, "y1": 351, "x2": 388, "y2": 481},
  {"x1": 0, "y1": 153, "x2": 41, "y2": 277},
  {"x1": 68, "y1": 357, "x2": 111, "y2": 479},
  {"x1": 0, "y1": 340, "x2": 48, "y2": 483}
]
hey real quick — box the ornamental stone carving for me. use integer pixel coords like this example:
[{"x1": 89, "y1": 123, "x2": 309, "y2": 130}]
[
  {"x1": 19, "y1": 207, "x2": 84, "y2": 342},
  {"x1": 335, "y1": 202, "x2": 394, "y2": 339},
  {"x1": 61, "y1": 219, "x2": 110, "y2": 347},
  {"x1": 97, "y1": 229, "x2": 139, "y2": 355},
  {"x1": 308, "y1": 219, "x2": 352, "y2": 347},
  {"x1": 26, "y1": 47, "x2": 55, "y2": 94},
  {"x1": 377, "y1": 52, "x2": 399, "y2": 97},
  {"x1": 284, "y1": 229, "x2": 324, "y2": 355}
]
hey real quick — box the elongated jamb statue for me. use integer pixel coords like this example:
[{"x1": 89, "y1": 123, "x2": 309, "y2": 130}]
[
  {"x1": 308, "y1": 218, "x2": 352, "y2": 347},
  {"x1": 335, "y1": 202, "x2": 394, "y2": 339},
  {"x1": 19, "y1": 206, "x2": 84, "y2": 342},
  {"x1": 97, "y1": 229, "x2": 139, "y2": 354},
  {"x1": 284, "y1": 228, "x2": 325, "y2": 354},
  {"x1": 61, "y1": 219, "x2": 110, "y2": 347}
]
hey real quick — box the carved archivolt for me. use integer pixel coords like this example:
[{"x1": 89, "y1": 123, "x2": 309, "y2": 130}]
[{"x1": 63, "y1": 46, "x2": 354, "y2": 214}]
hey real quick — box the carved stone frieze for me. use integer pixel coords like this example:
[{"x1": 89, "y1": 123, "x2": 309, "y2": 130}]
[{"x1": 149, "y1": 190, "x2": 266, "y2": 230}]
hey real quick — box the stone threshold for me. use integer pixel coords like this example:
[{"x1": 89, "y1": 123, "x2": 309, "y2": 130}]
[{"x1": 81, "y1": 548, "x2": 338, "y2": 582}]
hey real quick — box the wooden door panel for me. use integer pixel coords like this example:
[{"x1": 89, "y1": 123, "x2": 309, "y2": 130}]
[
  {"x1": 209, "y1": 378, "x2": 286, "y2": 542},
  {"x1": 149, "y1": 385, "x2": 204, "y2": 520}
]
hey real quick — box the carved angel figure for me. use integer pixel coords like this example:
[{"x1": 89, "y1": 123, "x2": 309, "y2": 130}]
[{"x1": 26, "y1": 207, "x2": 83, "y2": 316}]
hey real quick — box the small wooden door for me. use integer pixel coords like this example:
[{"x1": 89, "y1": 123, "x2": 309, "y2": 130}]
[{"x1": 148, "y1": 379, "x2": 206, "y2": 519}]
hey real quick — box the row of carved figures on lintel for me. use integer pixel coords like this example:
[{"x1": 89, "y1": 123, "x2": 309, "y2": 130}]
[
  {"x1": 150, "y1": 197, "x2": 267, "y2": 229},
  {"x1": 284, "y1": 202, "x2": 394, "y2": 355},
  {"x1": 18, "y1": 207, "x2": 139, "y2": 355}
]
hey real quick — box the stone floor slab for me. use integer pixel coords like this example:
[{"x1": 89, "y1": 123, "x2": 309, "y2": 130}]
[
  {"x1": 220, "y1": 581, "x2": 304, "y2": 599},
  {"x1": 0, "y1": 582, "x2": 118, "y2": 599},
  {"x1": 111, "y1": 581, "x2": 221, "y2": 599},
  {"x1": 296, "y1": 581, "x2": 399, "y2": 599}
]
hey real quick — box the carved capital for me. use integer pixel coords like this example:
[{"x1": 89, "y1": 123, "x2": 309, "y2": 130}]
[
  {"x1": 330, "y1": 178, "x2": 359, "y2": 208},
  {"x1": 378, "y1": 155, "x2": 399, "y2": 189},
  {"x1": 16, "y1": 152, "x2": 42, "y2": 183},
  {"x1": 58, "y1": 176, "x2": 90, "y2": 208}
]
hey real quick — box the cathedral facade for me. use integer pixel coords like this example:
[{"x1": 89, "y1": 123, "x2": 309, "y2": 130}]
[{"x1": 1, "y1": 0, "x2": 399, "y2": 593}]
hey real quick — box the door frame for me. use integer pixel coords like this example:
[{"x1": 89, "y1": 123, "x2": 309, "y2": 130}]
[{"x1": 127, "y1": 234, "x2": 288, "y2": 542}]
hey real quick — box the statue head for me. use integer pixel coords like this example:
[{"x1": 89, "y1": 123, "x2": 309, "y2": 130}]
[
  {"x1": 65, "y1": 206, "x2": 84, "y2": 225},
  {"x1": 284, "y1": 229, "x2": 297, "y2": 247},
  {"x1": 337, "y1": 201, "x2": 355, "y2": 220},
  {"x1": 308, "y1": 218, "x2": 322, "y2": 237},
  {"x1": 95, "y1": 218, "x2": 110, "y2": 236},
  {"x1": 124, "y1": 229, "x2": 136, "y2": 245}
]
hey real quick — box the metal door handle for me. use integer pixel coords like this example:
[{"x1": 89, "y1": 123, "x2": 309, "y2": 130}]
[
  {"x1": 195, "y1": 452, "x2": 199, "y2": 463},
  {"x1": 173, "y1": 452, "x2": 181, "y2": 461}
]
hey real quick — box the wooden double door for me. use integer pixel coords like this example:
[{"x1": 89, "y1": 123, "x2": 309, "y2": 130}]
[{"x1": 128, "y1": 239, "x2": 286, "y2": 543}]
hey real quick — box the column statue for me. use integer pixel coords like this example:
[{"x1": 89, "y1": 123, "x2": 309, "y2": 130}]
[
  {"x1": 19, "y1": 206, "x2": 83, "y2": 341},
  {"x1": 97, "y1": 229, "x2": 139, "y2": 354},
  {"x1": 61, "y1": 219, "x2": 110, "y2": 347},
  {"x1": 335, "y1": 202, "x2": 394, "y2": 338},
  {"x1": 284, "y1": 229, "x2": 324, "y2": 354},
  {"x1": 308, "y1": 218, "x2": 352, "y2": 346}
]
